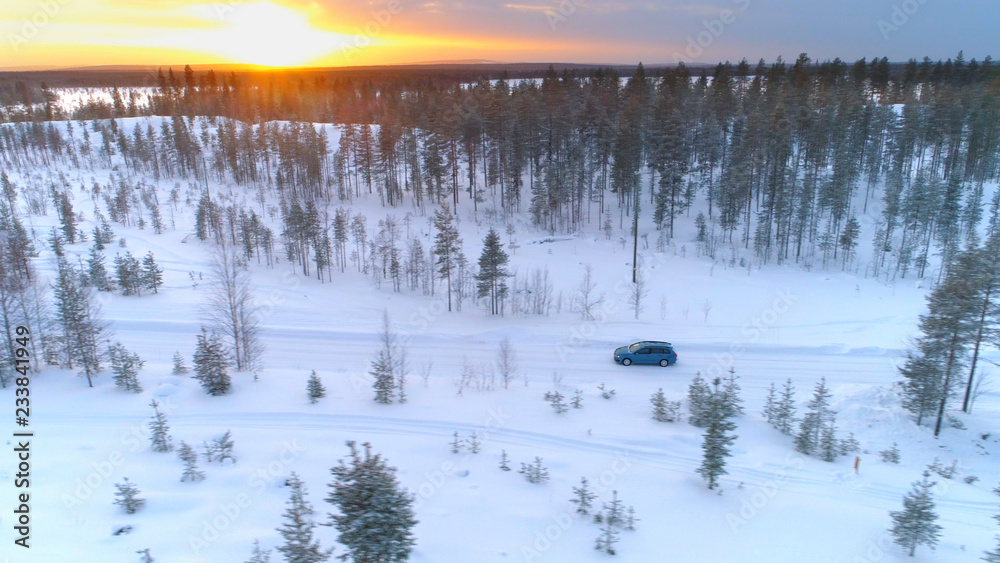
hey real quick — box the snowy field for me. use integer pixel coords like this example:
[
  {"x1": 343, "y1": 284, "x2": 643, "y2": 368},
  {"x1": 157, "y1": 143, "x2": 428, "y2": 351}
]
[{"x1": 2, "y1": 115, "x2": 998, "y2": 562}]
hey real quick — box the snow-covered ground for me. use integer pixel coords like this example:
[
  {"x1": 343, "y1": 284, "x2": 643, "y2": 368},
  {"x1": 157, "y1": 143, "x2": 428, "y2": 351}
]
[{"x1": 2, "y1": 115, "x2": 998, "y2": 562}]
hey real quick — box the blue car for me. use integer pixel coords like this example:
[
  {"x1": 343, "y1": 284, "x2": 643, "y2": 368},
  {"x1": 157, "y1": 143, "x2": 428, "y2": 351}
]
[{"x1": 613, "y1": 341, "x2": 677, "y2": 367}]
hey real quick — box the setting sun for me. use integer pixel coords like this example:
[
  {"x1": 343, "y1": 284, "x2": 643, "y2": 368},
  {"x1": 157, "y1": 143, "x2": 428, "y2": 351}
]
[{"x1": 190, "y1": 2, "x2": 355, "y2": 67}]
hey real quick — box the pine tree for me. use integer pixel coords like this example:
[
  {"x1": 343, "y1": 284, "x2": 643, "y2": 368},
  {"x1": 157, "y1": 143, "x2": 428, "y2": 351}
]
[
  {"x1": 114, "y1": 251, "x2": 143, "y2": 296},
  {"x1": 178, "y1": 441, "x2": 205, "y2": 482},
  {"x1": 839, "y1": 433, "x2": 861, "y2": 455},
  {"x1": 206, "y1": 430, "x2": 236, "y2": 464},
  {"x1": 53, "y1": 256, "x2": 106, "y2": 387},
  {"x1": 499, "y1": 450, "x2": 510, "y2": 471},
  {"x1": 697, "y1": 380, "x2": 738, "y2": 491},
  {"x1": 721, "y1": 371, "x2": 745, "y2": 418},
  {"x1": 141, "y1": 251, "x2": 163, "y2": 293},
  {"x1": 762, "y1": 382, "x2": 777, "y2": 424},
  {"x1": 136, "y1": 548, "x2": 154, "y2": 563},
  {"x1": 520, "y1": 457, "x2": 550, "y2": 484},
  {"x1": 246, "y1": 540, "x2": 272, "y2": 563},
  {"x1": 899, "y1": 249, "x2": 980, "y2": 436},
  {"x1": 651, "y1": 388, "x2": 680, "y2": 422},
  {"x1": 570, "y1": 477, "x2": 597, "y2": 515},
  {"x1": 109, "y1": 341, "x2": 143, "y2": 393},
  {"x1": 307, "y1": 370, "x2": 326, "y2": 404},
  {"x1": 371, "y1": 350, "x2": 395, "y2": 404},
  {"x1": 276, "y1": 473, "x2": 331, "y2": 563},
  {"x1": 87, "y1": 244, "x2": 112, "y2": 291},
  {"x1": 880, "y1": 443, "x2": 901, "y2": 464},
  {"x1": 467, "y1": 432, "x2": 481, "y2": 453},
  {"x1": 773, "y1": 379, "x2": 797, "y2": 435},
  {"x1": 326, "y1": 441, "x2": 417, "y2": 563},
  {"x1": 450, "y1": 431, "x2": 463, "y2": 454},
  {"x1": 172, "y1": 351, "x2": 189, "y2": 374},
  {"x1": 475, "y1": 228, "x2": 511, "y2": 316},
  {"x1": 193, "y1": 328, "x2": 230, "y2": 396},
  {"x1": 594, "y1": 490, "x2": 624, "y2": 555},
  {"x1": 432, "y1": 205, "x2": 463, "y2": 312},
  {"x1": 114, "y1": 478, "x2": 145, "y2": 514},
  {"x1": 547, "y1": 390, "x2": 568, "y2": 413},
  {"x1": 820, "y1": 420, "x2": 840, "y2": 462},
  {"x1": 687, "y1": 372, "x2": 712, "y2": 427},
  {"x1": 795, "y1": 377, "x2": 834, "y2": 456},
  {"x1": 889, "y1": 471, "x2": 942, "y2": 557},
  {"x1": 148, "y1": 399, "x2": 172, "y2": 452}
]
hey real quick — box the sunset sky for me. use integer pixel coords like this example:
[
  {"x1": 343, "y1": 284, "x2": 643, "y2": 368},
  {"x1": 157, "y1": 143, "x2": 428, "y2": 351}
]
[{"x1": 1, "y1": 0, "x2": 996, "y2": 69}]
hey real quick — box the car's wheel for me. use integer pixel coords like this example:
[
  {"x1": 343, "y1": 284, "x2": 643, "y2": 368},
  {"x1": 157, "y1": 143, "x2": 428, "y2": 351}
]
[
  {"x1": 622, "y1": 358, "x2": 632, "y2": 366},
  {"x1": 659, "y1": 359, "x2": 669, "y2": 367}
]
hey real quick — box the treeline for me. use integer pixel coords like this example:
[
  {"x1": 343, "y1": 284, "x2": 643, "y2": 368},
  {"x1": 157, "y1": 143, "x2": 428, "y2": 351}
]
[{"x1": 1, "y1": 53, "x2": 999, "y2": 281}]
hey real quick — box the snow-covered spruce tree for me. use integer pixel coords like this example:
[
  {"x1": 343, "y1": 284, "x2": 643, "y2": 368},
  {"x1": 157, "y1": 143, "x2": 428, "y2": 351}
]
[
  {"x1": 108, "y1": 341, "x2": 143, "y2": 393},
  {"x1": 687, "y1": 372, "x2": 711, "y2": 427},
  {"x1": 276, "y1": 472, "x2": 332, "y2": 563},
  {"x1": 762, "y1": 382, "x2": 777, "y2": 425},
  {"x1": 53, "y1": 255, "x2": 106, "y2": 387},
  {"x1": 87, "y1": 244, "x2": 112, "y2": 291},
  {"x1": 651, "y1": 388, "x2": 681, "y2": 422},
  {"x1": 475, "y1": 227, "x2": 511, "y2": 316},
  {"x1": 570, "y1": 477, "x2": 597, "y2": 515},
  {"x1": 371, "y1": 350, "x2": 395, "y2": 404},
  {"x1": 594, "y1": 490, "x2": 625, "y2": 555},
  {"x1": 499, "y1": 450, "x2": 511, "y2": 471},
  {"x1": 141, "y1": 251, "x2": 163, "y2": 293},
  {"x1": 450, "y1": 431, "x2": 463, "y2": 454},
  {"x1": 136, "y1": 548, "x2": 153, "y2": 563},
  {"x1": 773, "y1": 378, "x2": 797, "y2": 435},
  {"x1": 696, "y1": 380, "x2": 738, "y2": 491},
  {"x1": 898, "y1": 248, "x2": 980, "y2": 436},
  {"x1": 546, "y1": 390, "x2": 568, "y2": 414},
  {"x1": 114, "y1": 251, "x2": 143, "y2": 296},
  {"x1": 795, "y1": 377, "x2": 835, "y2": 457},
  {"x1": 432, "y1": 205, "x2": 463, "y2": 312},
  {"x1": 571, "y1": 389, "x2": 584, "y2": 409},
  {"x1": 370, "y1": 310, "x2": 408, "y2": 404},
  {"x1": 721, "y1": 371, "x2": 744, "y2": 418},
  {"x1": 520, "y1": 457, "x2": 550, "y2": 484},
  {"x1": 839, "y1": 433, "x2": 861, "y2": 455},
  {"x1": 467, "y1": 432, "x2": 481, "y2": 453},
  {"x1": 246, "y1": 540, "x2": 272, "y2": 563},
  {"x1": 889, "y1": 471, "x2": 942, "y2": 557},
  {"x1": 326, "y1": 441, "x2": 417, "y2": 563},
  {"x1": 307, "y1": 370, "x2": 326, "y2": 404},
  {"x1": 880, "y1": 443, "x2": 901, "y2": 464},
  {"x1": 178, "y1": 441, "x2": 205, "y2": 482},
  {"x1": 206, "y1": 430, "x2": 236, "y2": 464},
  {"x1": 172, "y1": 351, "x2": 189, "y2": 375},
  {"x1": 204, "y1": 244, "x2": 263, "y2": 372},
  {"x1": 148, "y1": 399, "x2": 172, "y2": 452},
  {"x1": 114, "y1": 478, "x2": 145, "y2": 514},
  {"x1": 193, "y1": 328, "x2": 231, "y2": 396},
  {"x1": 820, "y1": 420, "x2": 840, "y2": 462}
]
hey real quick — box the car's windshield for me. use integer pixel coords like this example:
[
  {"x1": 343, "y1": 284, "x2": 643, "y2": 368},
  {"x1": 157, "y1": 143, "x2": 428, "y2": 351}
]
[{"x1": 628, "y1": 342, "x2": 643, "y2": 353}]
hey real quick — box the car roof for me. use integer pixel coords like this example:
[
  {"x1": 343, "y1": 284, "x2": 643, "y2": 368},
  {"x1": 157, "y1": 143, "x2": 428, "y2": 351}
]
[{"x1": 634, "y1": 341, "x2": 672, "y2": 347}]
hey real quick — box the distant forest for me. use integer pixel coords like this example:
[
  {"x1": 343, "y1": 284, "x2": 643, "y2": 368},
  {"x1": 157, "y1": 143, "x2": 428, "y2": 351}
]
[{"x1": 1, "y1": 53, "x2": 999, "y2": 281}]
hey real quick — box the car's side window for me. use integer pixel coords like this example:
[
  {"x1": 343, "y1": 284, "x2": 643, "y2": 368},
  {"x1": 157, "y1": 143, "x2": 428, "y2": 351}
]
[{"x1": 637, "y1": 348, "x2": 649, "y2": 354}]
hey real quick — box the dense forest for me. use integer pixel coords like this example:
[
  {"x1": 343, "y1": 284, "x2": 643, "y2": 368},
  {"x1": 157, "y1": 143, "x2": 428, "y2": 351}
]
[{"x1": 1, "y1": 53, "x2": 999, "y2": 284}]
